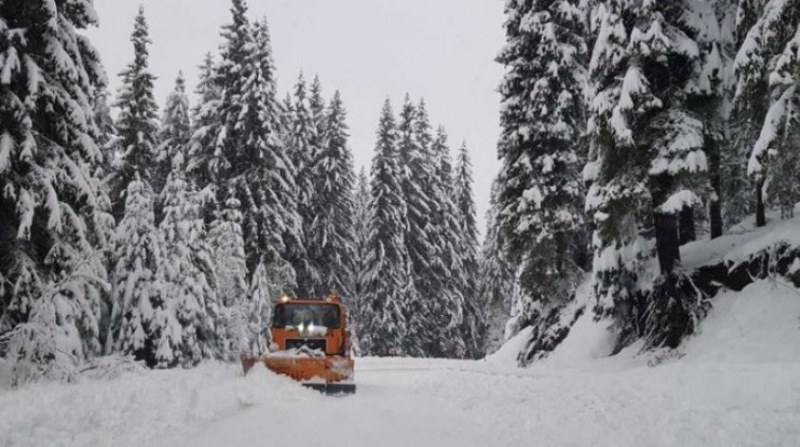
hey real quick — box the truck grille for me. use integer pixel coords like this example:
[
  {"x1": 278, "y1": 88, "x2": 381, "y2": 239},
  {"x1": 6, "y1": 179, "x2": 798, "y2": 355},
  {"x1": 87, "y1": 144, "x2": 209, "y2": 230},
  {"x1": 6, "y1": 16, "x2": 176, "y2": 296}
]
[{"x1": 286, "y1": 338, "x2": 326, "y2": 352}]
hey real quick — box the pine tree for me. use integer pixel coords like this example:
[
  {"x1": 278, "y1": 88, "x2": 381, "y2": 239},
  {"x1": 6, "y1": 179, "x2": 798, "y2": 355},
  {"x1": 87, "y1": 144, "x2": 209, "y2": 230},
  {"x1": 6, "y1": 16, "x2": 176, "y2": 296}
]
[
  {"x1": 107, "y1": 177, "x2": 167, "y2": 368},
  {"x1": 247, "y1": 259, "x2": 273, "y2": 355},
  {"x1": 684, "y1": 0, "x2": 734, "y2": 239},
  {"x1": 93, "y1": 89, "x2": 117, "y2": 179},
  {"x1": 0, "y1": 0, "x2": 108, "y2": 383},
  {"x1": 187, "y1": 53, "x2": 222, "y2": 194},
  {"x1": 496, "y1": 0, "x2": 588, "y2": 309},
  {"x1": 429, "y1": 127, "x2": 467, "y2": 358},
  {"x1": 155, "y1": 72, "x2": 192, "y2": 208},
  {"x1": 249, "y1": 17, "x2": 303, "y2": 294},
  {"x1": 586, "y1": 1, "x2": 709, "y2": 332},
  {"x1": 479, "y1": 180, "x2": 521, "y2": 355},
  {"x1": 360, "y1": 100, "x2": 412, "y2": 356},
  {"x1": 201, "y1": 3, "x2": 301, "y2": 291},
  {"x1": 208, "y1": 190, "x2": 249, "y2": 358},
  {"x1": 733, "y1": 0, "x2": 800, "y2": 221},
  {"x1": 455, "y1": 142, "x2": 482, "y2": 358},
  {"x1": 156, "y1": 150, "x2": 220, "y2": 365},
  {"x1": 352, "y1": 166, "x2": 371, "y2": 344},
  {"x1": 287, "y1": 73, "x2": 319, "y2": 295},
  {"x1": 111, "y1": 6, "x2": 159, "y2": 221},
  {"x1": 309, "y1": 75, "x2": 328, "y2": 149},
  {"x1": 307, "y1": 91, "x2": 357, "y2": 299},
  {"x1": 396, "y1": 95, "x2": 435, "y2": 357}
]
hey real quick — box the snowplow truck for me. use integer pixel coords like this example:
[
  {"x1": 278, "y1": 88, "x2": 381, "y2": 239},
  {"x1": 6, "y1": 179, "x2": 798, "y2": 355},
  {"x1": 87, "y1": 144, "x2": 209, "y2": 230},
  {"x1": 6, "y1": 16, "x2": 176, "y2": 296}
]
[{"x1": 241, "y1": 293, "x2": 356, "y2": 395}]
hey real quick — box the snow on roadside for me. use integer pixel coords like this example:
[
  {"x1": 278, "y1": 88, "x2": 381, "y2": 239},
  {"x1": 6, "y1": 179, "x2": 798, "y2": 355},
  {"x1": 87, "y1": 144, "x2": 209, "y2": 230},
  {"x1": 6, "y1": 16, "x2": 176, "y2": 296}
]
[
  {"x1": 483, "y1": 326, "x2": 532, "y2": 367},
  {"x1": 681, "y1": 203, "x2": 800, "y2": 269},
  {"x1": 681, "y1": 279, "x2": 800, "y2": 364},
  {"x1": 0, "y1": 362, "x2": 318, "y2": 447}
]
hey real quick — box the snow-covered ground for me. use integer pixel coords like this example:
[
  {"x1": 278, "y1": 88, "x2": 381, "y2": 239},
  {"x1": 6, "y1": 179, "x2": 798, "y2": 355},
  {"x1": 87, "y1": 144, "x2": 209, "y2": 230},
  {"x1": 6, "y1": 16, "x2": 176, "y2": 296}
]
[{"x1": 2, "y1": 274, "x2": 798, "y2": 447}]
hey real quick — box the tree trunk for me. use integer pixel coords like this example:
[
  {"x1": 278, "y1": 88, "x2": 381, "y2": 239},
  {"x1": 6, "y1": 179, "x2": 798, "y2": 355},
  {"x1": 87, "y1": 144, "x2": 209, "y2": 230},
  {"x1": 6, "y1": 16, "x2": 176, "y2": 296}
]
[
  {"x1": 755, "y1": 179, "x2": 766, "y2": 227},
  {"x1": 678, "y1": 205, "x2": 696, "y2": 245},
  {"x1": 654, "y1": 211, "x2": 681, "y2": 275},
  {"x1": 708, "y1": 135, "x2": 723, "y2": 239}
]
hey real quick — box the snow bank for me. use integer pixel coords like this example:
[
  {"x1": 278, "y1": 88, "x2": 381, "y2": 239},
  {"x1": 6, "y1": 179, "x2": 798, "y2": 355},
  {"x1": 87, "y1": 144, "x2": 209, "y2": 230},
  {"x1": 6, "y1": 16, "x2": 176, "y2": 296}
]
[
  {"x1": 682, "y1": 279, "x2": 800, "y2": 364},
  {"x1": 0, "y1": 362, "x2": 317, "y2": 447},
  {"x1": 681, "y1": 204, "x2": 800, "y2": 269},
  {"x1": 483, "y1": 326, "x2": 532, "y2": 367}
]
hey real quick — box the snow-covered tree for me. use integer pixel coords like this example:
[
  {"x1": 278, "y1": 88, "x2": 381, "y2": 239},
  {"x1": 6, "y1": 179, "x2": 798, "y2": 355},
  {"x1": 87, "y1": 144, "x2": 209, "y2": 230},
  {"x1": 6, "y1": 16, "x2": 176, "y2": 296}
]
[
  {"x1": 111, "y1": 6, "x2": 159, "y2": 220},
  {"x1": 155, "y1": 72, "x2": 191, "y2": 209},
  {"x1": 396, "y1": 95, "x2": 435, "y2": 357},
  {"x1": 454, "y1": 142, "x2": 483, "y2": 358},
  {"x1": 248, "y1": 17, "x2": 303, "y2": 292},
  {"x1": 208, "y1": 190, "x2": 248, "y2": 359},
  {"x1": 360, "y1": 100, "x2": 413, "y2": 357},
  {"x1": 494, "y1": 0, "x2": 591, "y2": 362},
  {"x1": 156, "y1": 151, "x2": 220, "y2": 366},
  {"x1": 309, "y1": 75, "x2": 328, "y2": 150},
  {"x1": 682, "y1": 1, "x2": 735, "y2": 239},
  {"x1": 307, "y1": 91, "x2": 357, "y2": 299},
  {"x1": 246, "y1": 259, "x2": 273, "y2": 355},
  {"x1": 585, "y1": 1, "x2": 709, "y2": 331},
  {"x1": 0, "y1": 0, "x2": 109, "y2": 383},
  {"x1": 352, "y1": 167, "x2": 371, "y2": 341},
  {"x1": 187, "y1": 53, "x2": 222, "y2": 195},
  {"x1": 93, "y1": 89, "x2": 117, "y2": 178},
  {"x1": 198, "y1": 3, "x2": 301, "y2": 291},
  {"x1": 733, "y1": 0, "x2": 800, "y2": 221},
  {"x1": 428, "y1": 127, "x2": 468, "y2": 358},
  {"x1": 107, "y1": 177, "x2": 167, "y2": 368},
  {"x1": 287, "y1": 73, "x2": 319, "y2": 295},
  {"x1": 496, "y1": 0, "x2": 588, "y2": 308},
  {"x1": 479, "y1": 181, "x2": 521, "y2": 355}
]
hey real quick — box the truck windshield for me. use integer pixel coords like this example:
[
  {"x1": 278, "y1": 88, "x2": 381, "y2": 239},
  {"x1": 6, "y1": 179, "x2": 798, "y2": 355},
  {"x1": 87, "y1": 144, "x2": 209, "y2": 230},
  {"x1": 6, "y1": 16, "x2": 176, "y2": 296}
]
[{"x1": 273, "y1": 303, "x2": 340, "y2": 329}]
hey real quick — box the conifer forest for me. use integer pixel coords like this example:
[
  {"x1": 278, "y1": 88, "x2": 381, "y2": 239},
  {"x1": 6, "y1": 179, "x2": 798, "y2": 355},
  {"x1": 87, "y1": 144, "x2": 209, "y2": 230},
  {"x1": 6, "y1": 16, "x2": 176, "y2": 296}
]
[{"x1": 1, "y1": 0, "x2": 799, "y2": 421}]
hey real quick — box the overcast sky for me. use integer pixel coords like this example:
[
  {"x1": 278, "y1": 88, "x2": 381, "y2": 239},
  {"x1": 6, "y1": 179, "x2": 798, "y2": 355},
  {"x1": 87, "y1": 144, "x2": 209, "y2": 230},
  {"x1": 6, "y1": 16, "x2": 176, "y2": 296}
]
[{"x1": 86, "y1": 0, "x2": 505, "y2": 236}]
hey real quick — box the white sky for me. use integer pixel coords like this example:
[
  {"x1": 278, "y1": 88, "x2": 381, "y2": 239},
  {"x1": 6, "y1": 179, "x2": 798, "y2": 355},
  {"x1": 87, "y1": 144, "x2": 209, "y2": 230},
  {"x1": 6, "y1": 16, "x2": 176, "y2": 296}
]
[{"x1": 86, "y1": 0, "x2": 505, "y2": 236}]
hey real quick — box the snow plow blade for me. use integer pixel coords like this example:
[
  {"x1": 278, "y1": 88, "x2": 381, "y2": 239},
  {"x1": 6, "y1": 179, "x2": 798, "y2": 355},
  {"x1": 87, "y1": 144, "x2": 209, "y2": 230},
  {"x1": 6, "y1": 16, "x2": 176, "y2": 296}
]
[
  {"x1": 241, "y1": 354, "x2": 355, "y2": 395},
  {"x1": 302, "y1": 382, "x2": 356, "y2": 395}
]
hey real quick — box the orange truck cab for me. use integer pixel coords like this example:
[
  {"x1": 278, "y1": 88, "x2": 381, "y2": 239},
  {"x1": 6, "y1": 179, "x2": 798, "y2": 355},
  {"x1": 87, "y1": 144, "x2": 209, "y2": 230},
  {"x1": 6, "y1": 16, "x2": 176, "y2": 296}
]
[{"x1": 241, "y1": 293, "x2": 356, "y2": 395}]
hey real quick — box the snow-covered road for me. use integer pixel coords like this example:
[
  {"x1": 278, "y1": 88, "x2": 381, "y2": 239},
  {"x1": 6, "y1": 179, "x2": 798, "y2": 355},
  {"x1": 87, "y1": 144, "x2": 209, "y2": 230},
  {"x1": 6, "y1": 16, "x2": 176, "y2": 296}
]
[
  {"x1": 152, "y1": 356, "x2": 800, "y2": 447},
  {"x1": 2, "y1": 278, "x2": 799, "y2": 447}
]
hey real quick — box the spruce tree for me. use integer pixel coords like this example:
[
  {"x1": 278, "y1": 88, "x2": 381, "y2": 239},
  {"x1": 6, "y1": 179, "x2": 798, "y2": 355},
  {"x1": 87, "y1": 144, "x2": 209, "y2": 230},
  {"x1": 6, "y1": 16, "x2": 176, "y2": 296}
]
[
  {"x1": 247, "y1": 259, "x2": 273, "y2": 355},
  {"x1": 93, "y1": 89, "x2": 117, "y2": 179},
  {"x1": 307, "y1": 91, "x2": 357, "y2": 299},
  {"x1": 187, "y1": 53, "x2": 222, "y2": 194},
  {"x1": 360, "y1": 100, "x2": 412, "y2": 356},
  {"x1": 396, "y1": 95, "x2": 435, "y2": 357},
  {"x1": 352, "y1": 167, "x2": 371, "y2": 341},
  {"x1": 107, "y1": 177, "x2": 166, "y2": 367},
  {"x1": 208, "y1": 189, "x2": 249, "y2": 358},
  {"x1": 309, "y1": 75, "x2": 328, "y2": 150},
  {"x1": 202, "y1": 3, "x2": 301, "y2": 290},
  {"x1": 455, "y1": 142, "x2": 482, "y2": 358},
  {"x1": 429, "y1": 127, "x2": 468, "y2": 358},
  {"x1": 155, "y1": 72, "x2": 192, "y2": 208},
  {"x1": 156, "y1": 150, "x2": 220, "y2": 365},
  {"x1": 479, "y1": 181, "x2": 521, "y2": 355},
  {"x1": 250, "y1": 17, "x2": 303, "y2": 294},
  {"x1": 0, "y1": 0, "x2": 108, "y2": 383},
  {"x1": 684, "y1": 0, "x2": 733, "y2": 239},
  {"x1": 111, "y1": 6, "x2": 159, "y2": 221},
  {"x1": 586, "y1": 1, "x2": 709, "y2": 329},
  {"x1": 496, "y1": 0, "x2": 588, "y2": 307},
  {"x1": 287, "y1": 73, "x2": 319, "y2": 295},
  {"x1": 734, "y1": 0, "x2": 800, "y2": 221}
]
